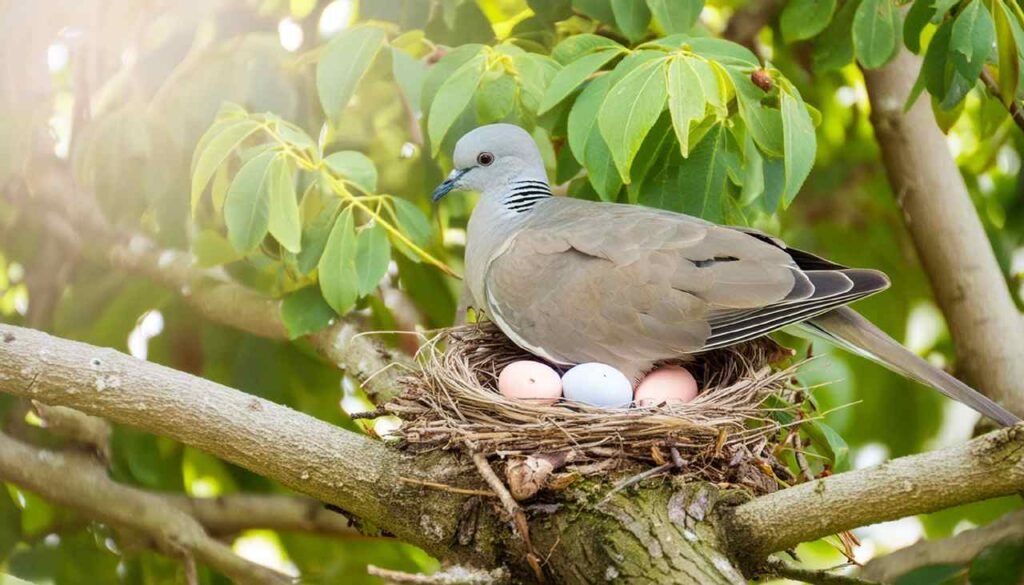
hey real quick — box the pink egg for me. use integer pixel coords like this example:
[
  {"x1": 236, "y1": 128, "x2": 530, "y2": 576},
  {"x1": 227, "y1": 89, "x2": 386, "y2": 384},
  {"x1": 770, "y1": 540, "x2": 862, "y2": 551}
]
[
  {"x1": 498, "y1": 361, "x2": 562, "y2": 406},
  {"x1": 634, "y1": 366, "x2": 699, "y2": 407}
]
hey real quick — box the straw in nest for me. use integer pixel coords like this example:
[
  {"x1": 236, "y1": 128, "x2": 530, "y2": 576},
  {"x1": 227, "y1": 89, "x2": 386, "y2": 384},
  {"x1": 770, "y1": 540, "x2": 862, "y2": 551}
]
[{"x1": 386, "y1": 321, "x2": 805, "y2": 498}]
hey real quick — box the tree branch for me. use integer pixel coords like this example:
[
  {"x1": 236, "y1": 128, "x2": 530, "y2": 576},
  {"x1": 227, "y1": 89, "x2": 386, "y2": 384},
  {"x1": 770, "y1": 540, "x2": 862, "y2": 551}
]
[
  {"x1": 860, "y1": 509, "x2": 1024, "y2": 583},
  {"x1": 0, "y1": 323, "x2": 503, "y2": 567},
  {"x1": 862, "y1": 49, "x2": 1024, "y2": 416},
  {"x1": 167, "y1": 494, "x2": 359, "y2": 539},
  {"x1": 720, "y1": 423, "x2": 1024, "y2": 567},
  {"x1": 0, "y1": 430, "x2": 292, "y2": 585}
]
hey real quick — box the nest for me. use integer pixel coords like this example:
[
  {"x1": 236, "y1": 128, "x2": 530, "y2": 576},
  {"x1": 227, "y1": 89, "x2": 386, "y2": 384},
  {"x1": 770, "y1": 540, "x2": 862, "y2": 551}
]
[{"x1": 386, "y1": 321, "x2": 804, "y2": 496}]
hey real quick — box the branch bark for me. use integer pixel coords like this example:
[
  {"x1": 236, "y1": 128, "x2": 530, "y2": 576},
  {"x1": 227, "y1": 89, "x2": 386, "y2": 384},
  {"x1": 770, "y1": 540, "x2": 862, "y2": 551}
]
[
  {"x1": 861, "y1": 509, "x2": 1024, "y2": 583},
  {"x1": 862, "y1": 48, "x2": 1024, "y2": 417},
  {"x1": 167, "y1": 494, "x2": 358, "y2": 539},
  {"x1": 5, "y1": 323, "x2": 1024, "y2": 582},
  {"x1": 0, "y1": 430, "x2": 291, "y2": 585},
  {"x1": 720, "y1": 423, "x2": 1024, "y2": 568}
]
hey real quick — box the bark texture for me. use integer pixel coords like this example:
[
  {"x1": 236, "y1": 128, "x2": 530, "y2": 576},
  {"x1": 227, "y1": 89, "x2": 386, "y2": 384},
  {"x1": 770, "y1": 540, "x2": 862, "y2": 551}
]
[{"x1": 863, "y1": 49, "x2": 1024, "y2": 417}]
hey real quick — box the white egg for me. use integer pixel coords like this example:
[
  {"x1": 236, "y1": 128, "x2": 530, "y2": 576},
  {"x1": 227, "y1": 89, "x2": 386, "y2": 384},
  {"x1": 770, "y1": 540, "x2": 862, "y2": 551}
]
[{"x1": 561, "y1": 363, "x2": 633, "y2": 408}]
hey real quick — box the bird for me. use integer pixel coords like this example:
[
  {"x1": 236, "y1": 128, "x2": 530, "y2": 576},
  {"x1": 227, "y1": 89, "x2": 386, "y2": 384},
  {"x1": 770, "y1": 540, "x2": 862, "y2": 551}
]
[{"x1": 430, "y1": 123, "x2": 1020, "y2": 427}]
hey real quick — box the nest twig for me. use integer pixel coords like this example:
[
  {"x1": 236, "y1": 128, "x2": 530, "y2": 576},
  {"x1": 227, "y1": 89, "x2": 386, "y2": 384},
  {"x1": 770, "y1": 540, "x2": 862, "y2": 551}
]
[{"x1": 386, "y1": 321, "x2": 803, "y2": 496}]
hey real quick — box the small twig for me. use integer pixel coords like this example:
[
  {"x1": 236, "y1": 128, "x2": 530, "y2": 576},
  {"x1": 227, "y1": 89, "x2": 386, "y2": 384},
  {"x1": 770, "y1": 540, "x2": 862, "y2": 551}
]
[
  {"x1": 764, "y1": 558, "x2": 878, "y2": 585},
  {"x1": 398, "y1": 477, "x2": 498, "y2": 498},
  {"x1": 467, "y1": 446, "x2": 545, "y2": 584},
  {"x1": 981, "y1": 67, "x2": 1024, "y2": 134}
]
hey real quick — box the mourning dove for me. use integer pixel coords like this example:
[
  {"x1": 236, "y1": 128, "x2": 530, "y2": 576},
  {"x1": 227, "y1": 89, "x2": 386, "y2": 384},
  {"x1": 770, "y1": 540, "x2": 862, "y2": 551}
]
[{"x1": 432, "y1": 124, "x2": 1019, "y2": 426}]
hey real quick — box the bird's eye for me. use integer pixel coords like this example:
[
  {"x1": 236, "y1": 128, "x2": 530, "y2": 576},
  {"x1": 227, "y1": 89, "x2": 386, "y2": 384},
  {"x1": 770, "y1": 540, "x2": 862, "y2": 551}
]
[{"x1": 476, "y1": 152, "x2": 495, "y2": 166}]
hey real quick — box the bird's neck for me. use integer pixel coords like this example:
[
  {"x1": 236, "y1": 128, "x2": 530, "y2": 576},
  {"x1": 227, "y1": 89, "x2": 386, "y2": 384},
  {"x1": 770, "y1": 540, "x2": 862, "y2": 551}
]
[{"x1": 465, "y1": 177, "x2": 551, "y2": 308}]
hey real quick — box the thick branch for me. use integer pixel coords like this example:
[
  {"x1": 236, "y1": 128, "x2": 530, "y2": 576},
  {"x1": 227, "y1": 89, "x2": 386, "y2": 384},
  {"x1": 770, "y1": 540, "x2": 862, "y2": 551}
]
[
  {"x1": 861, "y1": 509, "x2": 1024, "y2": 582},
  {"x1": 0, "y1": 323, "x2": 498, "y2": 566},
  {"x1": 863, "y1": 49, "x2": 1024, "y2": 416},
  {"x1": 720, "y1": 424, "x2": 1024, "y2": 566},
  {"x1": 0, "y1": 431, "x2": 291, "y2": 585}
]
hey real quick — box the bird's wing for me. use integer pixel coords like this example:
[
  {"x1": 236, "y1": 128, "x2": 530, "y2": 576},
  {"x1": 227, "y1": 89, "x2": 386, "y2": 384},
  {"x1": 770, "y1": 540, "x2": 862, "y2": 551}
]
[{"x1": 483, "y1": 199, "x2": 888, "y2": 366}]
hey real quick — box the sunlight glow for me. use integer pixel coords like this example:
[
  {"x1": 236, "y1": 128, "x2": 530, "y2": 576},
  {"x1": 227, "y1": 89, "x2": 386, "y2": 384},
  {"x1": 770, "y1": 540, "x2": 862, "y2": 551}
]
[
  {"x1": 127, "y1": 310, "x2": 165, "y2": 360},
  {"x1": 278, "y1": 18, "x2": 304, "y2": 52},
  {"x1": 903, "y1": 302, "x2": 945, "y2": 355},
  {"x1": 319, "y1": 0, "x2": 355, "y2": 37},
  {"x1": 233, "y1": 530, "x2": 299, "y2": 577},
  {"x1": 47, "y1": 44, "x2": 69, "y2": 72}
]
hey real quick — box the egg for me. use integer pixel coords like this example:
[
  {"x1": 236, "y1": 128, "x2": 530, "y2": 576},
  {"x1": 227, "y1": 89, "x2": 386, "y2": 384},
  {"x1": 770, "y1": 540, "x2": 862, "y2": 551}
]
[
  {"x1": 634, "y1": 365, "x2": 699, "y2": 407},
  {"x1": 497, "y1": 361, "x2": 562, "y2": 405},
  {"x1": 561, "y1": 363, "x2": 633, "y2": 408}
]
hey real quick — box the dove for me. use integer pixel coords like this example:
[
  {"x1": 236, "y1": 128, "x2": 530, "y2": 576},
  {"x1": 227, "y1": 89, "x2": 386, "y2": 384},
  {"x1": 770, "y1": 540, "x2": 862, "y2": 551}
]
[{"x1": 431, "y1": 123, "x2": 1019, "y2": 426}]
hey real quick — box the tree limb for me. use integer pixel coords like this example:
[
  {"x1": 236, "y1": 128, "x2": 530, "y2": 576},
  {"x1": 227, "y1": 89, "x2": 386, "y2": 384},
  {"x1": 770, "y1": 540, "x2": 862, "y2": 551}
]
[
  {"x1": 0, "y1": 323, "x2": 503, "y2": 568},
  {"x1": 167, "y1": 494, "x2": 359, "y2": 539},
  {"x1": 0, "y1": 430, "x2": 292, "y2": 585},
  {"x1": 862, "y1": 49, "x2": 1024, "y2": 416},
  {"x1": 860, "y1": 509, "x2": 1024, "y2": 583},
  {"x1": 5, "y1": 323, "x2": 1024, "y2": 582},
  {"x1": 720, "y1": 423, "x2": 1024, "y2": 567}
]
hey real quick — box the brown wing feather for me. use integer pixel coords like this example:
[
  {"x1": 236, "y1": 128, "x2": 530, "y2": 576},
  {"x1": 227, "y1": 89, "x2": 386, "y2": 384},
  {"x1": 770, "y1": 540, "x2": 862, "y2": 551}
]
[{"x1": 484, "y1": 199, "x2": 797, "y2": 369}]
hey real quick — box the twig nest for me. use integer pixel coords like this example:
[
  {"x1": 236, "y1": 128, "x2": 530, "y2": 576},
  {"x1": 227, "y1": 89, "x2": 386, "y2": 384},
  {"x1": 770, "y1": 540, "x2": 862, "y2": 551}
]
[
  {"x1": 635, "y1": 365, "x2": 699, "y2": 406},
  {"x1": 387, "y1": 321, "x2": 803, "y2": 497},
  {"x1": 498, "y1": 360, "x2": 562, "y2": 405},
  {"x1": 561, "y1": 363, "x2": 632, "y2": 408}
]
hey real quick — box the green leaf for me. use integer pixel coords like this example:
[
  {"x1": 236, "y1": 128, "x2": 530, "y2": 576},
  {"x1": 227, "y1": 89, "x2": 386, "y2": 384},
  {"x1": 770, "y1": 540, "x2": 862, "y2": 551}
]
[
  {"x1": 511, "y1": 53, "x2": 559, "y2": 113},
  {"x1": 568, "y1": 75, "x2": 623, "y2": 200},
  {"x1": 324, "y1": 151, "x2": 378, "y2": 193},
  {"x1": 355, "y1": 223, "x2": 391, "y2": 296},
  {"x1": 421, "y1": 44, "x2": 484, "y2": 111},
  {"x1": 281, "y1": 285, "x2": 337, "y2": 339},
  {"x1": 317, "y1": 26, "x2": 387, "y2": 121},
  {"x1": 192, "y1": 229, "x2": 244, "y2": 268},
  {"x1": 318, "y1": 207, "x2": 359, "y2": 315},
  {"x1": 427, "y1": 53, "x2": 487, "y2": 153},
  {"x1": 475, "y1": 72, "x2": 518, "y2": 123},
  {"x1": 731, "y1": 71, "x2": 784, "y2": 157},
  {"x1": 781, "y1": 0, "x2": 837, "y2": 42},
  {"x1": 646, "y1": 0, "x2": 703, "y2": 34},
  {"x1": 853, "y1": 0, "x2": 902, "y2": 68},
  {"x1": 638, "y1": 123, "x2": 730, "y2": 221},
  {"x1": 390, "y1": 197, "x2": 432, "y2": 259},
  {"x1": 666, "y1": 56, "x2": 706, "y2": 157},
  {"x1": 539, "y1": 48, "x2": 621, "y2": 114},
  {"x1": 551, "y1": 34, "x2": 623, "y2": 64},
  {"x1": 391, "y1": 48, "x2": 427, "y2": 116},
  {"x1": 573, "y1": 0, "x2": 616, "y2": 26},
  {"x1": 739, "y1": 130, "x2": 765, "y2": 205},
  {"x1": 190, "y1": 119, "x2": 261, "y2": 215},
  {"x1": 806, "y1": 420, "x2": 850, "y2": 470},
  {"x1": 994, "y1": 0, "x2": 1021, "y2": 105},
  {"x1": 969, "y1": 540, "x2": 1024, "y2": 585},
  {"x1": 950, "y1": 0, "x2": 995, "y2": 85},
  {"x1": 781, "y1": 88, "x2": 817, "y2": 206},
  {"x1": 611, "y1": 0, "x2": 651, "y2": 41},
  {"x1": 0, "y1": 487, "x2": 21, "y2": 562},
  {"x1": 224, "y1": 150, "x2": 276, "y2": 253},
  {"x1": 814, "y1": 0, "x2": 860, "y2": 71},
  {"x1": 903, "y1": 0, "x2": 936, "y2": 53},
  {"x1": 297, "y1": 192, "x2": 339, "y2": 274},
  {"x1": 275, "y1": 121, "x2": 318, "y2": 154},
  {"x1": 267, "y1": 155, "x2": 301, "y2": 253},
  {"x1": 598, "y1": 57, "x2": 669, "y2": 182}
]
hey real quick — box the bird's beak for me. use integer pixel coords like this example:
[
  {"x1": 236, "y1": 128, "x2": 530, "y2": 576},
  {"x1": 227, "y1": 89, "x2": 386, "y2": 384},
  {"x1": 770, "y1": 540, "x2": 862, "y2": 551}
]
[{"x1": 431, "y1": 168, "x2": 471, "y2": 202}]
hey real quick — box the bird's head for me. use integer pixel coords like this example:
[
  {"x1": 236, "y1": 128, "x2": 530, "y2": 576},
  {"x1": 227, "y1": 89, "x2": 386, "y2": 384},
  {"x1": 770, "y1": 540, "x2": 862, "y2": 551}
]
[{"x1": 431, "y1": 123, "x2": 548, "y2": 202}]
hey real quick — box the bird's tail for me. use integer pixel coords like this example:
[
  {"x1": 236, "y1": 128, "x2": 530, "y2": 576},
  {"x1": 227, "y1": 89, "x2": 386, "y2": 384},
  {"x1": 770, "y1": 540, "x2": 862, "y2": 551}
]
[{"x1": 803, "y1": 306, "x2": 1020, "y2": 427}]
